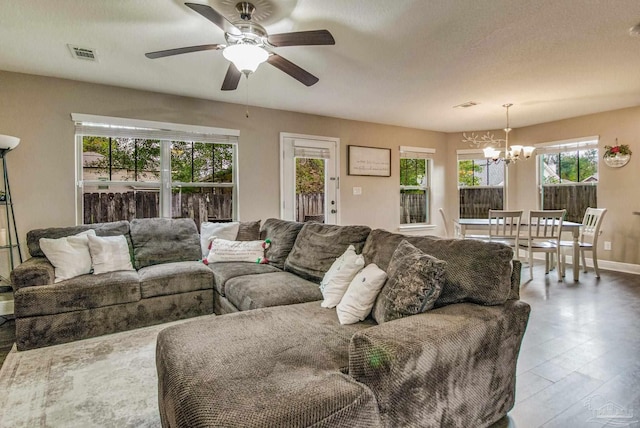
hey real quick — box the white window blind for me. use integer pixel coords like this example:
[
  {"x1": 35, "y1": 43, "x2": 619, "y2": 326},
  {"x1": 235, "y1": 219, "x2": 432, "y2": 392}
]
[
  {"x1": 72, "y1": 113, "x2": 239, "y2": 144},
  {"x1": 456, "y1": 149, "x2": 487, "y2": 160},
  {"x1": 400, "y1": 146, "x2": 435, "y2": 159},
  {"x1": 534, "y1": 136, "x2": 598, "y2": 155},
  {"x1": 293, "y1": 145, "x2": 330, "y2": 159}
]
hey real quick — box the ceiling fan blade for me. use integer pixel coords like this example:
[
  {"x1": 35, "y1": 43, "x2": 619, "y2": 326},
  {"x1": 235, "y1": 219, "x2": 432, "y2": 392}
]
[
  {"x1": 185, "y1": 2, "x2": 241, "y2": 36},
  {"x1": 145, "y1": 44, "x2": 223, "y2": 59},
  {"x1": 221, "y1": 63, "x2": 242, "y2": 91},
  {"x1": 268, "y1": 30, "x2": 335, "y2": 47},
  {"x1": 267, "y1": 54, "x2": 319, "y2": 87}
]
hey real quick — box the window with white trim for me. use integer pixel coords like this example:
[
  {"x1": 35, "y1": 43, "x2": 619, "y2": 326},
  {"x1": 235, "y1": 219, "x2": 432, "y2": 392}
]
[
  {"x1": 74, "y1": 114, "x2": 239, "y2": 225},
  {"x1": 456, "y1": 150, "x2": 505, "y2": 218},
  {"x1": 399, "y1": 146, "x2": 433, "y2": 224},
  {"x1": 536, "y1": 137, "x2": 598, "y2": 222}
]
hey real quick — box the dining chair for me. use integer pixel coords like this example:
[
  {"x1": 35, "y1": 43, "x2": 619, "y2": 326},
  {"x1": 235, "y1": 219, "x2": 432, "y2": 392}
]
[
  {"x1": 438, "y1": 208, "x2": 461, "y2": 238},
  {"x1": 559, "y1": 207, "x2": 607, "y2": 278},
  {"x1": 487, "y1": 210, "x2": 523, "y2": 260},
  {"x1": 518, "y1": 210, "x2": 566, "y2": 281}
]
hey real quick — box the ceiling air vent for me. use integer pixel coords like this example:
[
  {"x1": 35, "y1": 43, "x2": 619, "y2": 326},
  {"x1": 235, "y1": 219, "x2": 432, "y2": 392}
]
[
  {"x1": 67, "y1": 45, "x2": 98, "y2": 61},
  {"x1": 453, "y1": 101, "x2": 479, "y2": 109}
]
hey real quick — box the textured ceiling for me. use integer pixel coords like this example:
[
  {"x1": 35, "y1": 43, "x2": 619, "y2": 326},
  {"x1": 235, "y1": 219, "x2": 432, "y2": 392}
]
[{"x1": 1, "y1": 0, "x2": 639, "y2": 132}]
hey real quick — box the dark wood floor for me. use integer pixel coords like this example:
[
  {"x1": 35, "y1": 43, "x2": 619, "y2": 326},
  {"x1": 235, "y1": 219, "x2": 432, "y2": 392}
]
[{"x1": 0, "y1": 264, "x2": 638, "y2": 427}]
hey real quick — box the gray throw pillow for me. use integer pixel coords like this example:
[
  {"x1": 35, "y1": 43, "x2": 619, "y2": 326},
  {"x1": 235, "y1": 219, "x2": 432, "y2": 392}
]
[
  {"x1": 284, "y1": 223, "x2": 371, "y2": 283},
  {"x1": 236, "y1": 220, "x2": 261, "y2": 241},
  {"x1": 260, "y1": 218, "x2": 304, "y2": 270},
  {"x1": 372, "y1": 240, "x2": 446, "y2": 324}
]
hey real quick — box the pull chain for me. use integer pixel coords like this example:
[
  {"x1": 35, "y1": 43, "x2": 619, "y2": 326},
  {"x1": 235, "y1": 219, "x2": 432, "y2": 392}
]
[{"x1": 245, "y1": 73, "x2": 250, "y2": 119}]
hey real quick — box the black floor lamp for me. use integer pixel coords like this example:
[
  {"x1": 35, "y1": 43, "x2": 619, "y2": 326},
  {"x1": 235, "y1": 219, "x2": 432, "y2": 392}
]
[{"x1": 0, "y1": 135, "x2": 22, "y2": 293}]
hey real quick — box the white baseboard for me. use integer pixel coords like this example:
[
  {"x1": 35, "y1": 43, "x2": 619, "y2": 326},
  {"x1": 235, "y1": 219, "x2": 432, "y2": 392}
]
[
  {"x1": 0, "y1": 298, "x2": 14, "y2": 316},
  {"x1": 523, "y1": 253, "x2": 640, "y2": 275}
]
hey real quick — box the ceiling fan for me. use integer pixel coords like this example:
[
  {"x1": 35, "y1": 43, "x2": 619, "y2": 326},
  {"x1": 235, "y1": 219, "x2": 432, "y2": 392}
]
[{"x1": 145, "y1": 2, "x2": 335, "y2": 91}]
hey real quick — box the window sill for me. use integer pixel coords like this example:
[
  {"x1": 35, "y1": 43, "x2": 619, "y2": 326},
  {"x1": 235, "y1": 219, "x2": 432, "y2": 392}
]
[{"x1": 397, "y1": 224, "x2": 437, "y2": 232}]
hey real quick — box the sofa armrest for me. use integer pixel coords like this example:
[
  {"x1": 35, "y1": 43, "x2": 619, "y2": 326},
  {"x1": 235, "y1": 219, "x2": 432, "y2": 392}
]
[
  {"x1": 509, "y1": 259, "x2": 522, "y2": 300},
  {"x1": 348, "y1": 300, "x2": 530, "y2": 427},
  {"x1": 10, "y1": 257, "x2": 55, "y2": 291}
]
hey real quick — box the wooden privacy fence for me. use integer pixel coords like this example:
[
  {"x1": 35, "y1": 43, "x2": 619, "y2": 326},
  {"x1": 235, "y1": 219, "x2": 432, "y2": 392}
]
[
  {"x1": 296, "y1": 193, "x2": 324, "y2": 223},
  {"x1": 85, "y1": 192, "x2": 325, "y2": 225},
  {"x1": 459, "y1": 187, "x2": 504, "y2": 219},
  {"x1": 542, "y1": 184, "x2": 596, "y2": 223},
  {"x1": 83, "y1": 191, "x2": 232, "y2": 226},
  {"x1": 400, "y1": 193, "x2": 426, "y2": 223}
]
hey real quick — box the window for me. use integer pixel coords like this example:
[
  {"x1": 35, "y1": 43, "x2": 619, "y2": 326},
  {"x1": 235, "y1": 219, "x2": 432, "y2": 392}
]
[
  {"x1": 74, "y1": 114, "x2": 239, "y2": 225},
  {"x1": 536, "y1": 137, "x2": 598, "y2": 222},
  {"x1": 399, "y1": 146, "x2": 434, "y2": 224},
  {"x1": 457, "y1": 150, "x2": 504, "y2": 218}
]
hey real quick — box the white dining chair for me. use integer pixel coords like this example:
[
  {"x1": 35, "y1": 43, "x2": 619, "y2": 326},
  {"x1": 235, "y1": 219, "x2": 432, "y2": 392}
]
[
  {"x1": 438, "y1": 208, "x2": 461, "y2": 238},
  {"x1": 487, "y1": 210, "x2": 523, "y2": 260},
  {"x1": 559, "y1": 207, "x2": 607, "y2": 278},
  {"x1": 519, "y1": 210, "x2": 566, "y2": 281}
]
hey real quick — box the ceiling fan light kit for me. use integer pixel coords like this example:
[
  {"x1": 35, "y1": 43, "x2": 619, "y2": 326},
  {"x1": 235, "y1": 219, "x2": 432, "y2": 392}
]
[
  {"x1": 145, "y1": 2, "x2": 335, "y2": 90},
  {"x1": 222, "y1": 44, "x2": 268, "y2": 73}
]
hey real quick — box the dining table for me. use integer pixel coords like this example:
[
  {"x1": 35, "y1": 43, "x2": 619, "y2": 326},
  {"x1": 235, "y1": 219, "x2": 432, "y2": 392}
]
[{"x1": 455, "y1": 218, "x2": 583, "y2": 281}]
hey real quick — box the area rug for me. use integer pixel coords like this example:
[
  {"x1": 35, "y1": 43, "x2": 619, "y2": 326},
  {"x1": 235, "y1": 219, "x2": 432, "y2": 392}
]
[{"x1": 0, "y1": 317, "x2": 209, "y2": 427}]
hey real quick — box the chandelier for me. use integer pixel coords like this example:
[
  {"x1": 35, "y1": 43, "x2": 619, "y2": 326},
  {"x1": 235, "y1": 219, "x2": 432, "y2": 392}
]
[{"x1": 462, "y1": 103, "x2": 535, "y2": 164}]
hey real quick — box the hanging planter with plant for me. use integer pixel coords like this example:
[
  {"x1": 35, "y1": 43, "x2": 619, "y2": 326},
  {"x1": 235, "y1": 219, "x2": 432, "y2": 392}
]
[{"x1": 603, "y1": 139, "x2": 632, "y2": 168}]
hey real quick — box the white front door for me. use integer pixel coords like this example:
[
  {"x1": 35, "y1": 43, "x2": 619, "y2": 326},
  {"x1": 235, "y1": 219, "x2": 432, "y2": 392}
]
[{"x1": 280, "y1": 133, "x2": 340, "y2": 224}]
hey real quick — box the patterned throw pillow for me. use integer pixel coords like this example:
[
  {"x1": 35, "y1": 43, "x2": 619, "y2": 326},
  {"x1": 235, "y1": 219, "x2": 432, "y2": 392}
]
[
  {"x1": 206, "y1": 238, "x2": 265, "y2": 263},
  {"x1": 372, "y1": 240, "x2": 446, "y2": 324}
]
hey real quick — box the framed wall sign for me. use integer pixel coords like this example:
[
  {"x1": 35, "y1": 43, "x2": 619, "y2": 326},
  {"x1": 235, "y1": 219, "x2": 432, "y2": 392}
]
[{"x1": 347, "y1": 145, "x2": 391, "y2": 177}]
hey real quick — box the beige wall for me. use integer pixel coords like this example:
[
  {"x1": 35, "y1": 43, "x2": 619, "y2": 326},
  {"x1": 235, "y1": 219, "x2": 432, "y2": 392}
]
[
  {"x1": 447, "y1": 106, "x2": 640, "y2": 265},
  {"x1": 0, "y1": 71, "x2": 448, "y2": 263},
  {"x1": 2, "y1": 70, "x2": 638, "y2": 267}
]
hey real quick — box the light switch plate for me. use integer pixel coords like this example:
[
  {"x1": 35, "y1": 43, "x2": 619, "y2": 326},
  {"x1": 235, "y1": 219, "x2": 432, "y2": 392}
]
[{"x1": 353, "y1": 187, "x2": 362, "y2": 195}]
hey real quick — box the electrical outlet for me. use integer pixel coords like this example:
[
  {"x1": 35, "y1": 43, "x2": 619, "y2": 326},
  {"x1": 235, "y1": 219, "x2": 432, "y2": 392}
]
[
  {"x1": 353, "y1": 187, "x2": 362, "y2": 195},
  {"x1": 604, "y1": 241, "x2": 612, "y2": 251}
]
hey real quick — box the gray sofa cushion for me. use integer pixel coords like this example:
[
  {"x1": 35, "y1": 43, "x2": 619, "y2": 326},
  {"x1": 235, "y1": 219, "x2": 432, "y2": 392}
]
[
  {"x1": 225, "y1": 272, "x2": 323, "y2": 311},
  {"x1": 27, "y1": 220, "x2": 130, "y2": 258},
  {"x1": 372, "y1": 240, "x2": 446, "y2": 324},
  {"x1": 156, "y1": 302, "x2": 379, "y2": 427},
  {"x1": 14, "y1": 270, "x2": 140, "y2": 317},
  {"x1": 130, "y1": 218, "x2": 201, "y2": 269},
  {"x1": 260, "y1": 218, "x2": 304, "y2": 269},
  {"x1": 138, "y1": 261, "x2": 213, "y2": 298},
  {"x1": 362, "y1": 229, "x2": 513, "y2": 307},
  {"x1": 284, "y1": 223, "x2": 371, "y2": 283},
  {"x1": 209, "y1": 262, "x2": 281, "y2": 296},
  {"x1": 236, "y1": 220, "x2": 261, "y2": 241}
]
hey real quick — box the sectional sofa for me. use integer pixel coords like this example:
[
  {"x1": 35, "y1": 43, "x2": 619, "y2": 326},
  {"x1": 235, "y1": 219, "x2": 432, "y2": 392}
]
[
  {"x1": 10, "y1": 217, "x2": 258, "y2": 350},
  {"x1": 11, "y1": 217, "x2": 530, "y2": 427}
]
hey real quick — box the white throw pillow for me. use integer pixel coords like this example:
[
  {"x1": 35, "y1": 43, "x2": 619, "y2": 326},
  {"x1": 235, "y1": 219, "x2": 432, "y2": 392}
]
[
  {"x1": 39, "y1": 230, "x2": 96, "y2": 283},
  {"x1": 336, "y1": 263, "x2": 388, "y2": 325},
  {"x1": 206, "y1": 238, "x2": 265, "y2": 263},
  {"x1": 320, "y1": 245, "x2": 365, "y2": 308},
  {"x1": 87, "y1": 234, "x2": 135, "y2": 275},
  {"x1": 200, "y1": 222, "x2": 240, "y2": 258}
]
